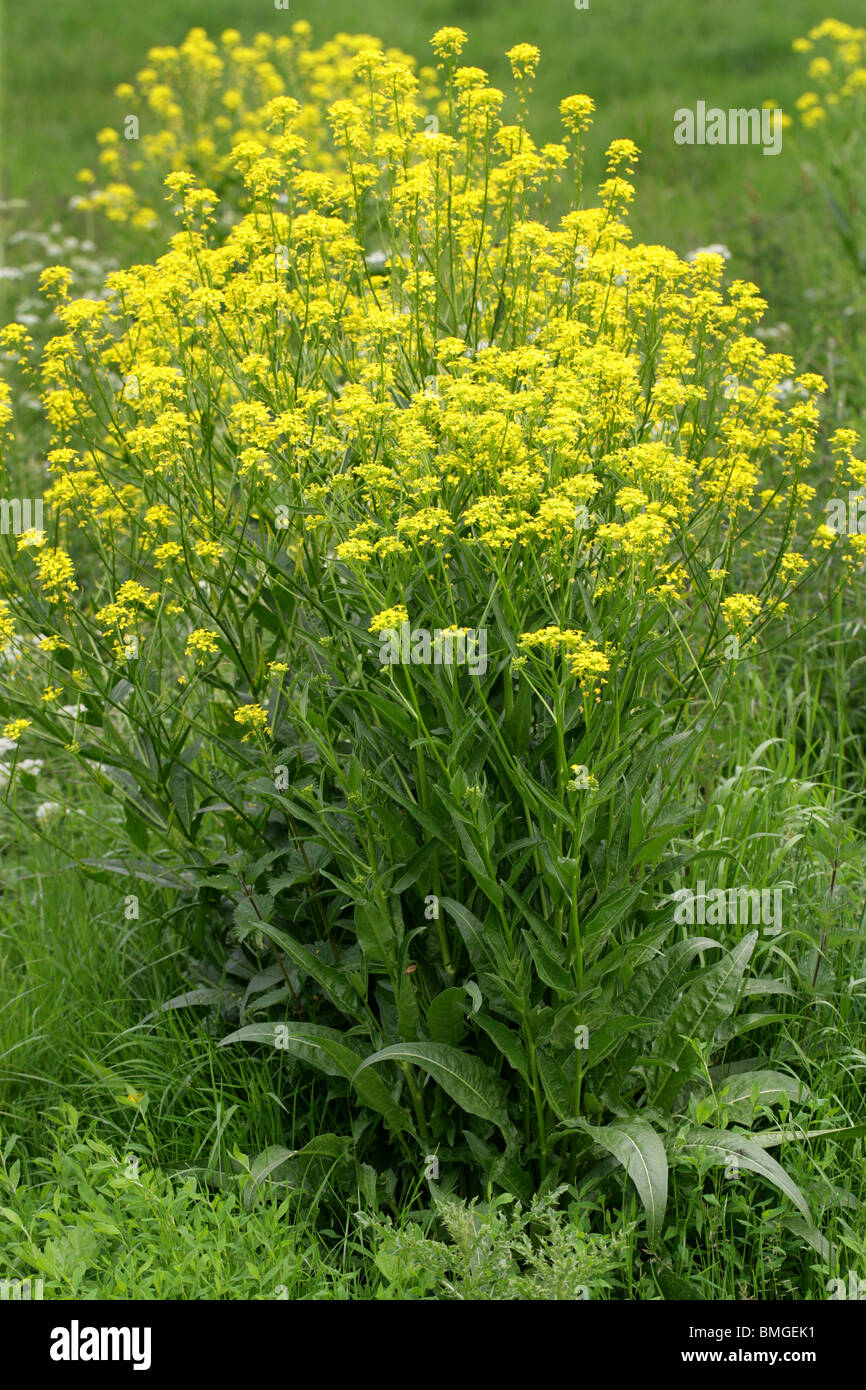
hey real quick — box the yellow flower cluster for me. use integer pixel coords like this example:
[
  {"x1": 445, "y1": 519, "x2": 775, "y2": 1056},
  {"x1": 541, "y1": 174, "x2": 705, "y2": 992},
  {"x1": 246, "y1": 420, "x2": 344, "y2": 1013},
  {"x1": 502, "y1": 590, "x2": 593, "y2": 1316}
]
[
  {"x1": 518, "y1": 627, "x2": 611, "y2": 694},
  {"x1": 185, "y1": 628, "x2": 220, "y2": 665},
  {"x1": 233, "y1": 703, "x2": 271, "y2": 741},
  {"x1": 0, "y1": 25, "x2": 846, "y2": 745},
  {"x1": 75, "y1": 25, "x2": 435, "y2": 235},
  {"x1": 792, "y1": 19, "x2": 866, "y2": 126}
]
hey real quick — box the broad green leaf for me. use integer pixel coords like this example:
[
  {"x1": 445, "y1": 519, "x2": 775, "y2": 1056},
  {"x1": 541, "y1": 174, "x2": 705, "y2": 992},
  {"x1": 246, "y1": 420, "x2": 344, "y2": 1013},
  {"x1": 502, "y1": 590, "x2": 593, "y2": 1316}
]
[
  {"x1": 473, "y1": 1013, "x2": 530, "y2": 1083},
  {"x1": 584, "y1": 1015, "x2": 657, "y2": 1073},
  {"x1": 220, "y1": 1022, "x2": 412, "y2": 1132},
  {"x1": 141, "y1": 987, "x2": 222, "y2": 1024},
  {"x1": 652, "y1": 932, "x2": 757, "y2": 1108},
  {"x1": 354, "y1": 900, "x2": 400, "y2": 972},
  {"x1": 578, "y1": 1118, "x2": 668, "y2": 1242},
  {"x1": 537, "y1": 1049, "x2": 573, "y2": 1121},
  {"x1": 427, "y1": 988, "x2": 470, "y2": 1046},
  {"x1": 355, "y1": 1042, "x2": 511, "y2": 1132},
  {"x1": 219, "y1": 1021, "x2": 348, "y2": 1076},
  {"x1": 710, "y1": 1069, "x2": 807, "y2": 1123},
  {"x1": 675, "y1": 1127, "x2": 812, "y2": 1221},
  {"x1": 168, "y1": 762, "x2": 197, "y2": 835},
  {"x1": 781, "y1": 1216, "x2": 834, "y2": 1264},
  {"x1": 526, "y1": 936, "x2": 573, "y2": 994},
  {"x1": 257, "y1": 921, "x2": 364, "y2": 1017},
  {"x1": 748, "y1": 1122, "x2": 866, "y2": 1149},
  {"x1": 243, "y1": 1136, "x2": 352, "y2": 1209},
  {"x1": 439, "y1": 897, "x2": 496, "y2": 972},
  {"x1": 603, "y1": 935, "x2": 722, "y2": 1087},
  {"x1": 656, "y1": 1268, "x2": 706, "y2": 1300}
]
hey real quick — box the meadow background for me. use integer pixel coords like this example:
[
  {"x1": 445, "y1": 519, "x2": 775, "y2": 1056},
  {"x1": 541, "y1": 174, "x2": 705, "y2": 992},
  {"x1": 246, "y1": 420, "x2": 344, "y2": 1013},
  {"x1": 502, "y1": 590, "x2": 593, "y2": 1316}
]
[{"x1": 0, "y1": 0, "x2": 865, "y2": 1301}]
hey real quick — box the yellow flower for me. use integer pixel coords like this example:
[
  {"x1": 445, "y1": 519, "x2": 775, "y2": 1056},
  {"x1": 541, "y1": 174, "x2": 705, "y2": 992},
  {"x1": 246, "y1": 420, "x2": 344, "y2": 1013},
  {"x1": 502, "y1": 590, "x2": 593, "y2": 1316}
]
[
  {"x1": 0, "y1": 600, "x2": 16, "y2": 653},
  {"x1": 34, "y1": 548, "x2": 77, "y2": 601},
  {"x1": 431, "y1": 27, "x2": 468, "y2": 59},
  {"x1": 721, "y1": 594, "x2": 762, "y2": 630},
  {"x1": 518, "y1": 627, "x2": 610, "y2": 695},
  {"x1": 560, "y1": 94, "x2": 595, "y2": 133},
  {"x1": 185, "y1": 629, "x2": 220, "y2": 665},
  {"x1": 369, "y1": 605, "x2": 409, "y2": 634},
  {"x1": 507, "y1": 44, "x2": 541, "y2": 81},
  {"x1": 38, "y1": 265, "x2": 74, "y2": 299},
  {"x1": 779, "y1": 552, "x2": 809, "y2": 583}
]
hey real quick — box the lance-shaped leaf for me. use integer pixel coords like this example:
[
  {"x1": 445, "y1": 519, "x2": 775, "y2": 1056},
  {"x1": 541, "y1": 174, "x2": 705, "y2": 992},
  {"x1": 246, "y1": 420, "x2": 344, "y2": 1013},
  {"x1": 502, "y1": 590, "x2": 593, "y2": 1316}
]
[
  {"x1": 577, "y1": 1118, "x2": 668, "y2": 1242},
  {"x1": 256, "y1": 920, "x2": 364, "y2": 1017},
  {"x1": 220, "y1": 1022, "x2": 413, "y2": 1133},
  {"x1": 703, "y1": 1068, "x2": 807, "y2": 1124},
  {"x1": 651, "y1": 932, "x2": 757, "y2": 1108},
  {"x1": 674, "y1": 1127, "x2": 812, "y2": 1221}
]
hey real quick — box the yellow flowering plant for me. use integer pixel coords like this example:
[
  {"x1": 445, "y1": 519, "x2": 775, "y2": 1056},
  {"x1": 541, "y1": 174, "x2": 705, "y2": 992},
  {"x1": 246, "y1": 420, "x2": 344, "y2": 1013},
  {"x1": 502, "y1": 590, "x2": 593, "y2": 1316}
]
[
  {"x1": 74, "y1": 24, "x2": 436, "y2": 242},
  {"x1": 0, "y1": 27, "x2": 849, "y2": 1222}
]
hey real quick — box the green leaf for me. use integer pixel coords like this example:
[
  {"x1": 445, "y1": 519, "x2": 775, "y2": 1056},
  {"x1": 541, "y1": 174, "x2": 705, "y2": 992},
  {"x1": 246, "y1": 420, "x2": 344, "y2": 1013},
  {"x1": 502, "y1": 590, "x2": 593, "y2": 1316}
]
[
  {"x1": 656, "y1": 1267, "x2": 706, "y2": 1300},
  {"x1": 219, "y1": 1021, "x2": 347, "y2": 1076},
  {"x1": 168, "y1": 762, "x2": 197, "y2": 835},
  {"x1": 710, "y1": 1069, "x2": 807, "y2": 1123},
  {"x1": 584, "y1": 1015, "x2": 657, "y2": 1072},
  {"x1": 243, "y1": 1136, "x2": 352, "y2": 1209},
  {"x1": 354, "y1": 900, "x2": 400, "y2": 972},
  {"x1": 526, "y1": 936, "x2": 573, "y2": 994},
  {"x1": 577, "y1": 1118, "x2": 668, "y2": 1243},
  {"x1": 537, "y1": 1049, "x2": 573, "y2": 1121},
  {"x1": 581, "y1": 883, "x2": 644, "y2": 946},
  {"x1": 473, "y1": 1013, "x2": 530, "y2": 1083},
  {"x1": 781, "y1": 1216, "x2": 834, "y2": 1264},
  {"x1": 141, "y1": 987, "x2": 222, "y2": 1024},
  {"x1": 355, "y1": 1042, "x2": 511, "y2": 1132},
  {"x1": 748, "y1": 1122, "x2": 866, "y2": 1149},
  {"x1": 602, "y1": 935, "x2": 721, "y2": 1087},
  {"x1": 675, "y1": 1127, "x2": 812, "y2": 1221},
  {"x1": 439, "y1": 897, "x2": 496, "y2": 972},
  {"x1": 257, "y1": 921, "x2": 364, "y2": 1017},
  {"x1": 220, "y1": 1022, "x2": 413, "y2": 1133}
]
